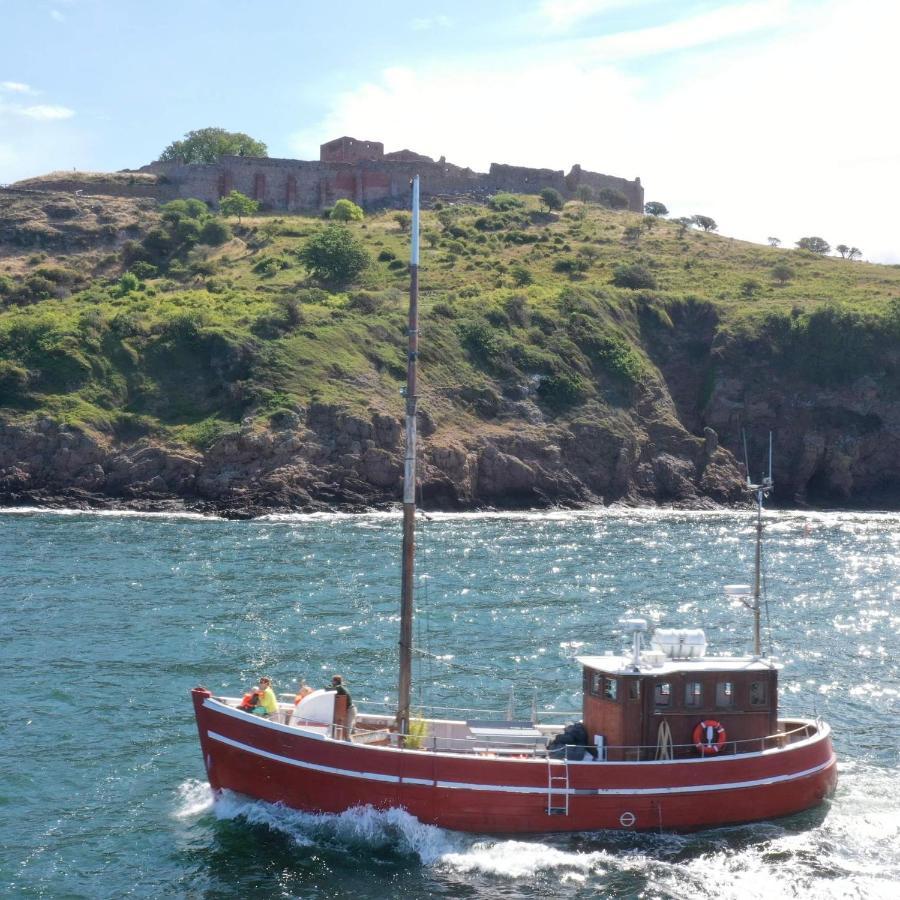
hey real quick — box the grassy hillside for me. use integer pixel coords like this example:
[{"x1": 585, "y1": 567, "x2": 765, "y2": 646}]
[{"x1": 1, "y1": 190, "x2": 898, "y2": 460}]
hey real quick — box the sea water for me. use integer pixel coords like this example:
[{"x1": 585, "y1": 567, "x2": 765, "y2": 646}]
[{"x1": 1, "y1": 507, "x2": 898, "y2": 898}]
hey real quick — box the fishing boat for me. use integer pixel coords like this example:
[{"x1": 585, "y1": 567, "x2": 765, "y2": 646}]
[{"x1": 190, "y1": 178, "x2": 836, "y2": 833}]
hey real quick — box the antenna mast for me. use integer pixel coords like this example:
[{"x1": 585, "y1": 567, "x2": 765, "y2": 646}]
[
  {"x1": 746, "y1": 432, "x2": 773, "y2": 657},
  {"x1": 396, "y1": 176, "x2": 420, "y2": 741}
]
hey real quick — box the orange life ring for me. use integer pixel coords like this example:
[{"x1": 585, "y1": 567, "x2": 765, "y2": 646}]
[{"x1": 693, "y1": 719, "x2": 727, "y2": 755}]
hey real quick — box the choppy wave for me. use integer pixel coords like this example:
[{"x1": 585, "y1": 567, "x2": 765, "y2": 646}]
[{"x1": 180, "y1": 759, "x2": 899, "y2": 898}]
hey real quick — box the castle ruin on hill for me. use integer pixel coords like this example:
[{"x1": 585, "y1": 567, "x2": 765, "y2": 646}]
[{"x1": 132, "y1": 136, "x2": 644, "y2": 213}]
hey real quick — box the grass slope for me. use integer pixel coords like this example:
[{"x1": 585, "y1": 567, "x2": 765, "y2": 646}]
[{"x1": 1, "y1": 193, "x2": 898, "y2": 451}]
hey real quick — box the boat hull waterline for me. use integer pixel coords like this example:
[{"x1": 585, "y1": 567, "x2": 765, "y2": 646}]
[{"x1": 192, "y1": 690, "x2": 837, "y2": 834}]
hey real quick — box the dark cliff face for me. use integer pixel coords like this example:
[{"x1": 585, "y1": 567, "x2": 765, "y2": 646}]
[{"x1": 0, "y1": 388, "x2": 746, "y2": 517}]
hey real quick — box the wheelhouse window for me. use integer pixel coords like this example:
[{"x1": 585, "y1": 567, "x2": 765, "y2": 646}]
[
  {"x1": 590, "y1": 672, "x2": 603, "y2": 696},
  {"x1": 716, "y1": 681, "x2": 735, "y2": 707},
  {"x1": 628, "y1": 679, "x2": 641, "y2": 701},
  {"x1": 685, "y1": 681, "x2": 703, "y2": 707},
  {"x1": 749, "y1": 680, "x2": 769, "y2": 706},
  {"x1": 603, "y1": 677, "x2": 619, "y2": 701},
  {"x1": 654, "y1": 681, "x2": 672, "y2": 707}
]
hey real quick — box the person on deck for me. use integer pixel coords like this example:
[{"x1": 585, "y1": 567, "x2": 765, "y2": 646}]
[
  {"x1": 257, "y1": 677, "x2": 278, "y2": 717},
  {"x1": 294, "y1": 679, "x2": 313, "y2": 706},
  {"x1": 331, "y1": 675, "x2": 356, "y2": 740}
]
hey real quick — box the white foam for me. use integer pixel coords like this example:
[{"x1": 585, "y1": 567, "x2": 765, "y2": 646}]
[
  {"x1": 439, "y1": 840, "x2": 609, "y2": 878},
  {"x1": 172, "y1": 779, "x2": 216, "y2": 819}
]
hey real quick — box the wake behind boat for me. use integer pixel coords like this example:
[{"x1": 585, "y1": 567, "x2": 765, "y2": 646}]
[{"x1": 191, "y1": 177, "x2": 836, "y2": 833}]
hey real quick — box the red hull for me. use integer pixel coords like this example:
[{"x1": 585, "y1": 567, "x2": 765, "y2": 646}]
[{"x1": 191, "y1": 690, "x2": 836, "y2": 834}]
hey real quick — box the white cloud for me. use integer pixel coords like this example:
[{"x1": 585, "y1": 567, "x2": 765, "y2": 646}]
[
  {"x1": 0, "y1": 81, "x2": 35, "y2": 94},
  {"x1": 50, "y1": 9, "x2": 66, "y2": 22},
  {"x1": 411, "y1": 14, "x2": 452, "y2": 31},
  {"x1": 291, "y1": 0, "x2": 899, "y2": 263},
  {"x1": 578, "y1": 0, "x2": 792, "y2": 61},
  {"x1": 537, "y1": 0, "x2": 651, "y2": 32},
  {"x1": 18, "y1": 104, "x2": 75, "y2": 120}
]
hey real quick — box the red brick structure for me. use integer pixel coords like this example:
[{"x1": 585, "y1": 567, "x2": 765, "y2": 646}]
[{"x1": 131, "y1": 135, "x2": 644, "y2": 213}]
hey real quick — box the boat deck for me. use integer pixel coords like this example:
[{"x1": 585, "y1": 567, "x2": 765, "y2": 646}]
[{"x1": 214, "y1": 696, "x2": 822, "y2": 761}]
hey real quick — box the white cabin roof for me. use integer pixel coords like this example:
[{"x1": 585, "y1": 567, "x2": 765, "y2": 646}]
[{"x1": 576, "y1": 654, "x2": 780, "y2": 676}]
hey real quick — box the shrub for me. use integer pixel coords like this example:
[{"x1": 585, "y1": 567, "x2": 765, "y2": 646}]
[
  {"x1": 331, "y1": 199, "x2": 364, "y2": 222},
  {"x1": 644, "y1": 201, "x2": 668, "y2": 216},
  {"x1": 539, "y1": 187, "x2": 564, "y2": 211},
  {"x1": 553, "y1": 257, "x2": 589, "y2": 275},
  {"x1": 393, "y1": 211, "x2": 411, "y2": 231},
  {"x1": 347, "y1": 292, "x2": 383, "y2": 313},
  {"x1": 252, "y1": 255, "x2": 291, "y2": 277},
  {"x1": 116, "y1": 272, "x2": 141, "y2": 296},
  {"x1": 198, "y1": 218, "x2": 232, "y2": 246},
  {"x1": 612, "y1": 264, "x2": 657, "y2": 289},
  {"x1": 771, "y1": 263, "x2": 794, "y2": 285},
  {"x1": 388, "y1": 259, "x2": 406, "y2": 271},
  {"x1": 296, "y1": 224, "x2": 370, "y2": 284},
  {"x1": 537, "y1": 372, "x2": 584, "y2": 408},
  {"x1": 510, "y1": 264, "x2": 533, "y2": 286},
  {"x1": 129, "y1": 261, "x2": 158, "y2": 279},
  {"x1": 487, "y1": 192, "x2": 525, "y2": 211},
  {"x1": 740, "y1": 278, "x2": 762, "y2": 299},
  {"x1": 597, "y1": 187, "x2": 629, "y2": 209},
  {"x1": 377, "y1": 249, "x2": 397, "y2": 262}
]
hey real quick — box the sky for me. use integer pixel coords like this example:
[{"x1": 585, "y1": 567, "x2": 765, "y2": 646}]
[{"x1": 1, "y1": 0, "x2": 897, "y2": 261}]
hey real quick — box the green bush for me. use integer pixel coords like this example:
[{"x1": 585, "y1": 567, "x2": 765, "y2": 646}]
[
  {"x1": 116, "y1": 272, "x2": 141, "y2": 296},
  {"x1": 129, "y1": 261, "x2": 158, "y2": 279},
  {"x1": 377, "y1": 249, "x2": 397, "y2": 262},
  {"x1": 296, "y1": 224, "x2": 370, "y2": 285},
  {"x1": 198, "y1": 218, "x2": 232, "y2": 246},
  {"x1": 597, "y1": 188, "x2": 629, "y2": 209},
  {"x1": 537, "y1": 372, "x2": 584, "y2": 408},
  {"x1": 487, "y1": 193, "x2": 525, "y2": 211},
  {"x1": 612, "y1": 264, "x2": 657, "y2": 290},
  {"x1": 331, "y1": 199, "x2": 365, "y2": 222},
  {"x1": 251, "y1": 255, "x2": 291, "y2": 277}
]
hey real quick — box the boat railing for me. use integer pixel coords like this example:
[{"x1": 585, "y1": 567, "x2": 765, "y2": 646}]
[{"x1": 377, "y1": 718, "x2": 820, "y2": 759}]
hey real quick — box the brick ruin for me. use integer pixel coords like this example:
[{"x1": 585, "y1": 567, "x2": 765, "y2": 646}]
[{"x1": 133, "y1": 135, "x2": 643, "y2": 213}]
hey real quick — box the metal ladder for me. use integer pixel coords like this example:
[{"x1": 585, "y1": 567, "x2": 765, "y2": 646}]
[{"x1": 546, "y1": 757, "x2": 570, "y2": 815}]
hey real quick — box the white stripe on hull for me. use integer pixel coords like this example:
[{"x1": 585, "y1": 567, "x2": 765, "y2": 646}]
[{"x1": 207, "y1": 730, "x2": 835, "y2": 797}]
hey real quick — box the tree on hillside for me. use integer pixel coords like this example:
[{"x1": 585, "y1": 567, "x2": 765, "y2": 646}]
[
  {"x1": 795, "y1": 236, "x2": 830, "y2": 254},
  {"x1": 644, "y1": 201, "x2": 668, "y2": 217},
  {"x1": 297, "y1": 224, "x2": 370, "y2": 284},
  {"x1": 674, "y1": 216, "x2": 694, "y2": 236},
  {"x1": 219, "y1": 190, "x2": 259, "y2": 223},
  {"x1": 835, "y1": 244, "x2": 850, "y2": 258},
  {"x1": 692, "y1": 214, "x2": 717, "y2": 232},
  {"x1": 576, "y1": 185, "x2": 595, "y2": 203},
  {"x1": 331, "y1": 199, "x2": 364, "y2": 221},
  {"x1": 539, "y1": 187, "x2": 564, "y2": 211},
  {"x1": 771, "y1": 263, "x2": 794, "y2": 285},
  {"x1": 848, "y1": 246, "x2": 862, "y2": 260},
  {"x1": 767, "y1": 236, "x2": 781, "y2": 247},
  {"x1": 159, "y1": 127, "x2": 268, "y2": 164},
  {"x1": 597, "y1": 187, "x2": 629, "y2": 210}
]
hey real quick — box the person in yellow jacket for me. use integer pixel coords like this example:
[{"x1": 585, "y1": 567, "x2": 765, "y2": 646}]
[{"x1": 257, "y1": 677, "x2": 278, "y2": 717}]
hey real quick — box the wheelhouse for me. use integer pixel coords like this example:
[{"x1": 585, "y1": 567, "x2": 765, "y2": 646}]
[{"x1": 577, "y1": 624, "x2": 779, "y2": 761}]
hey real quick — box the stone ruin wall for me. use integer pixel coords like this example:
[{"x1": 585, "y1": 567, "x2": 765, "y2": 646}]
[{"x1": 36, "y1": 137, "x2": 644, "y2": 213}]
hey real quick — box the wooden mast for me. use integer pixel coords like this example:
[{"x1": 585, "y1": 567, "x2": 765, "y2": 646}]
[{"x1": 396, "y1": 176, "x2": 420, "y2": 740}]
